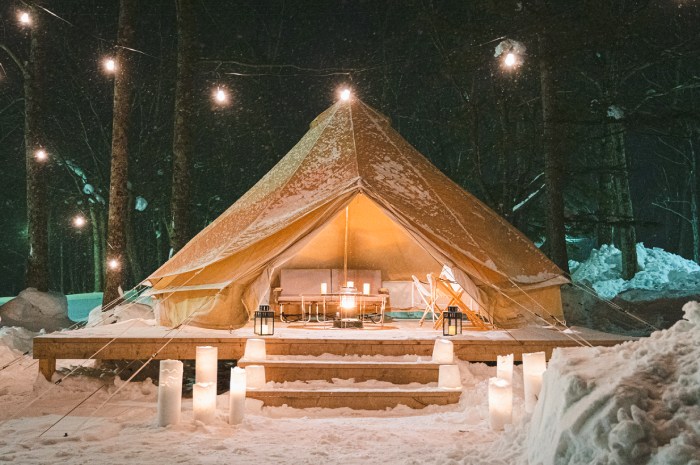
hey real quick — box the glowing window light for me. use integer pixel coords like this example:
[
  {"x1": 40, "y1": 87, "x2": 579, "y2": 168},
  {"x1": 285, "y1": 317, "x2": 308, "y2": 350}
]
[
  {"x1": 339, "y1": 88, "x2": 351, "y2": 101},
  {"x1": 34, "y1": 149, "x2": 47, "y2": 161},
  {"x1": 108, "y1": 258, "x2": 120, "y2": 270},
  {"x1": 73, "y1": 215, "x2": 87, "y2": 228},
  {"x1": 18, "y1": 11, "x2": 31, "y2": 26},
  {"x1": 103, "y1": 58, "x2": 117, "y2": 73}
]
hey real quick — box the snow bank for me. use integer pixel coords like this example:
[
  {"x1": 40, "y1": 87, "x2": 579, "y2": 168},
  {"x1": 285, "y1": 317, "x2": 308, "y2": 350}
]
[
  {"x1": 0, "y1": 288, "x2": 73, "y2": 332},
  {"x1": 571, "y1": 243, "x2": 700, "y2": 299},
  {"x1": 86, "y1": 301, "x2": 155, "y2": 327},
  {"x1": 527, "y1": 302, "x2": 700, "y2": 465}
]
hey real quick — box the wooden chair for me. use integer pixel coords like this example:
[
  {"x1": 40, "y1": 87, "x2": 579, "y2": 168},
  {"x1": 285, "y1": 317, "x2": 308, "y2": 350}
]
[
  {"x1": 412, "y1": 275, "x2": 438, "y2": 327},
  {"x1": 429, "y1": 273, "x2": 488, "y2": 331}
]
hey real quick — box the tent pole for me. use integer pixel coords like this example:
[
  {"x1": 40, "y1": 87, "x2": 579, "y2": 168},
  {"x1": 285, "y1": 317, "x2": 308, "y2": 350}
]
[{"x1": 344, "y1": 206, "x2": 349, "y2": 286}]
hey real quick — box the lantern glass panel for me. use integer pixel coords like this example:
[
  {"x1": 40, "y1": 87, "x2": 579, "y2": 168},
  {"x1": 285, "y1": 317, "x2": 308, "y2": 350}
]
[
  {"x1": 254, "y1": 305, "x2": 275, "y2": 336},
  {"x1": 443, "y1": 306, "x2": 463, "y2": 336}
]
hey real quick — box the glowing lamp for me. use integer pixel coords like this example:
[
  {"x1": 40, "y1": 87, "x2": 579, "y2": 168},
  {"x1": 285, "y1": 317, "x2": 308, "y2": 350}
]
[
  {"x1": 504, "y1": 52, "x2": 517, "y2": 67},
  {"x1": 103, "y1": 58, "x2": 116, "y2": 73},
  {"x1": 229, "y1": 367, "x2": 246, "y2": 425},
  {"x1": 497, "y1": 353, "x2": 514, "y2": 384},
  {"x1": 192, "y1": 382, "x2": 216, "y2": 424},
  {"x1": 18, "y1": 11, "x2": 31, "y2": 26},
  {"x1": 522, "y1": 351, "x2": 547, "y2": 413},
  {"x1": 339, "y1": 286, "x2": 357, "y2": 310},
  {"x1": 107, "y1": 258, "x2": 120, "y2": 270},
  {"x1": 321, "y1": 282, "x2": 327, "y2": 294},
  {"x1": 438, "y1": 364, "x2": 462, "y2": 390},
  {"x1": 157, "y1": 359, "x2": 183, "y2": 426},
  {"x1": 35, "y1": 149, "x2": 47, "y2": 161},
  {"x1": 443, "y1": 306, "x2": 462, "y2": 336},
  {"x1": 213, "y1": 87, "x2": 228, "y2": 105},
  {"x1": 432, "y1": 338, "x2": 454, "y2": 364},
  {"x1": 489, "y1": 377, "x2": 513, "y2": 430},
  {"x1": 73, "y1": 215, "x2": 87, "y2": 228},
  {"x1": 195, "y1": 346, "x2": 218, "y2": 385},
  {"x1": 245, "y1": 365, "x2": 266, "y2": 390},
  {"x1": 243, "y1": 338, "x2": 266, "y2": 361},
  {"x1": 340, "y1": 88, "x2": 351, "y2": 101},
  {"x1": 254, "y1": 305, "x2": 274, "y2": 336}
]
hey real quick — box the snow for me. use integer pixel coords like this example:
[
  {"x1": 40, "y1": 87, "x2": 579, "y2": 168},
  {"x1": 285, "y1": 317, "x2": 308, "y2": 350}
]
[
  {"x1": 527, "y1": 301, "x2": 700, "y2": 465},
  {"x1": 0, "y1": 288, "x2": 74, "y2": 332},
  {"x1": 571, "y1": 243, "x2": 700, "y2": 299},
  {"x1": 134, "y1": 195, "x2": 148, "y2": 211},
  {"x1": 86, "y1": 301, "x2": 155, "y2": 327}
]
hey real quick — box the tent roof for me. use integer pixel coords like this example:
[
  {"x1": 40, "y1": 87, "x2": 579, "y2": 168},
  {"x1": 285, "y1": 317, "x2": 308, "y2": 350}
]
[{"x1": 148, "y1": 98, "x2": 565, "y2": 288}]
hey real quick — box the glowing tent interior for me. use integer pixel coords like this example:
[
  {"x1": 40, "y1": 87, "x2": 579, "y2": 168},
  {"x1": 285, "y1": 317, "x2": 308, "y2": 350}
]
[{"x1": 146, "y1": 96, "x2": 568, "y2": 329}]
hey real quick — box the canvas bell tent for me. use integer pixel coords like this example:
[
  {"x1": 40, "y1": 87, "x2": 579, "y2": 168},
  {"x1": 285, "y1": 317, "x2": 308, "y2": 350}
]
[{"x1": 146, "y1": 97, "x2": 568, "y2": 329}]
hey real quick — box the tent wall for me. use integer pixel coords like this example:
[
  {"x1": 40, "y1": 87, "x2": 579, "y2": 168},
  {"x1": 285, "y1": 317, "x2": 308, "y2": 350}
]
[{"x1": 488, "y1": 284, "x2": 564, "y2": 328}]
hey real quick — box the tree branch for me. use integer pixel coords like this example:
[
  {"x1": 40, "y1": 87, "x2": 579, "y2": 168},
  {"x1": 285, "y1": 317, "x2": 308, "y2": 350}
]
[{"x1": 0, "y1": 43, "x2": 27, "y2": 77}]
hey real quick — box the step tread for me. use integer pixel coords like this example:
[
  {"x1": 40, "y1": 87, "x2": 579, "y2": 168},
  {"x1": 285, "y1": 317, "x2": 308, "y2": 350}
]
[
  {"x1": 247, "y1": 387, "x2": 461, "y2": 396},
  {"x1": 238, "y1": 360, "x2": 441, "y2": 369}
]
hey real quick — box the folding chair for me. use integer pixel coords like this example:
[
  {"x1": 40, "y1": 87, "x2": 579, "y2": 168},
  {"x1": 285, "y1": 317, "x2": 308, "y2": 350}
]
[{"x1": 412, "y1": 275, "x2": 438, "y2": 327}]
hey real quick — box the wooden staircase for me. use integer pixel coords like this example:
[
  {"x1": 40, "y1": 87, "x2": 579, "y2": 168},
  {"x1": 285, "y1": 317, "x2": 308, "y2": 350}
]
[{"x1": 238, "y1": 352, "x2": 462, "y2": 410}]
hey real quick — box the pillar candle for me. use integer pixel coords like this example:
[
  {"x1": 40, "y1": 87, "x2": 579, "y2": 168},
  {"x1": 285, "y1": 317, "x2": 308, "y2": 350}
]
[
  {"x1": 363, "y1": 283, "x2": 370, "y2": 295},
  {"x1": 245, "y1": 365, "x2": 266, "y2": 390},
  {"x1": 193, "y1": 382, "x2": 217, "y2": 424},
  {"x1": 321, "y1": 282, "x2": 327, "y2": 294},
  {"x1": 489, "y1": 377, "x2": 513, "y2": 430},
  {"x1": 497, "y1": 353, "x2": 514, "y2": 384},
  {"x1": 346, "y1": 281, "x2": 354, "y2": 288},
  {"x1": 432, "y1": 338, "x2": 454, "y2": 364},
  {"x1": 157, "y1": 359, "x2": 183, "y2": 427},
  {"x1": 196, "y1": 346, "x2": 218, "y2": 385},
  {"x1": 229, "y1": 367, "x2": 246, "y2": 425},
  {"x1": 243, "y1": 338, "x2": 266, "y2": 361},
  {"x1": 438, "y1": 364, "x2": 462, "y2": 389},
  {"x1": 522, "y1": 351, "x2": 547, "y2": 413}
]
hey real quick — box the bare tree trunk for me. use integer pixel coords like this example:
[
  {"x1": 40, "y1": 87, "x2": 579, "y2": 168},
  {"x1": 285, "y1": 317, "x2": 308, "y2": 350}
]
[
  {"x1": 688, "y1": 132, "x2": 700, "y2": 262},
  {"x1": 89, "y1": 205, "x2": 103, "y2": 291},
  {"x1": 538, "y1": 32, "x2": 569, "y2": 273},
  {"x1": 126, "y1": 192, "x2": 144, "y2": 282},
  {"x1": 103, "y1": 0, "x2": 137, "y2": 307},
  {"x1": 24, "y1": 4, "x2": 50, "y2": 292},
  {"x1": 170, "y1": 0, "x2": 197, "y2": 254},
  {"x1": 597, "y1": 126, "x2": 615, "y2": 246}
]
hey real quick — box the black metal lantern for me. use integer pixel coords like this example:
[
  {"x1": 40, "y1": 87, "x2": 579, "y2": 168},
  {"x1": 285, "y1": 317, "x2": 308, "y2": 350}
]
[
  {"x1": 254, "y1": 305, "x2": 275, "y2": 336},
  {"x1": 443, "y1": 306, "x2": 463, "y2": 336}
]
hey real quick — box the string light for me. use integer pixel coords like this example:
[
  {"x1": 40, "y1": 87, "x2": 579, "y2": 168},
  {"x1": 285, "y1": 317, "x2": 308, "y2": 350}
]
[
  {"x1": 35, "y1": 149, "x2": 48, "y2": 161},
  {"x1": 504, "y1": 53, "x2": 517, "y2": 68},
  {"x1": 72, "y1": 215, "x2": 87, "y2": 228},
  {"x1": 107, "y1": 258, "x2": 120, "y2": 270},
  {"x1": 213, "y1": 86, "x2": 228, "y2": 105},
  {"x1": 18, "y1": 11, "x2": 31, "y2": 26},
  {"x1": 103, "y1": 58, "x2": 116, "y2": 74},
  {"x1": 339, "y1": 88, "x2": 352, "y2": 101}
]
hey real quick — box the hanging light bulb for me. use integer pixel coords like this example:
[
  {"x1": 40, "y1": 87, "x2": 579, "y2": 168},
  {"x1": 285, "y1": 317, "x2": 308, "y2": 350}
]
[
  {"x1": 107, "y1": 258, "x2": 120, "y2": 270},
  {"x1": 339, "y1": 88, "x2": 352, "y2": 101},
  {"x1": 34, "y1": 149, "x2": 48, "y2": 161},
  {"x1": 103, "y1": 58, "x2": 117, "y2": 74},
  {"x1": 504, "y1": 53, "x2": 517, "y2": 68},
  {"x1": 73, "y1": 215, "x2": 87, "y2": 228},
  {"x1": 213, "y1": 86, "x2": 228, "y2": 105},
  {"x1": 18, "y1": 11, "x2": 31, "y2": 26}
]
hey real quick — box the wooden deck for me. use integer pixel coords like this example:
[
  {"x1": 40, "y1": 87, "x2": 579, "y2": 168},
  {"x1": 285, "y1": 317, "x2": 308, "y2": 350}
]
[{"x1": 32, "y1": 319, "x2": 632, "y2": 380}]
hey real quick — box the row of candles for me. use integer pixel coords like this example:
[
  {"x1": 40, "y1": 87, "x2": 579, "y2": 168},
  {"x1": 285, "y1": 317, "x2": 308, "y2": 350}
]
[
  {"x1": 157, "y1": 338, "x2": 546, "y2": 431},
  {"x1": 157, "y1": 340, "x2": 270, "y2": 427}
]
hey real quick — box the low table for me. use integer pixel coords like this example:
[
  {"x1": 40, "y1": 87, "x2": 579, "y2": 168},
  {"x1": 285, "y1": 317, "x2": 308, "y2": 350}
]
[{"x1": 277, "y1": 293, "x2": 388, "y2": 327}]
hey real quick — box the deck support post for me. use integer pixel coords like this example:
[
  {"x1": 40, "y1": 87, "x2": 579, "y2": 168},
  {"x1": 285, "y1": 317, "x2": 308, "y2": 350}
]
[{"x1": 38, "y1": 358, "x2": 56, "y2": 381}]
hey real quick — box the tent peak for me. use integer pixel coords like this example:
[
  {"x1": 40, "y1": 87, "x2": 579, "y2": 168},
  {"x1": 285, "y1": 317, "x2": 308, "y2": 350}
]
[{"x1": 309, "y1": 98, "x2": 391, "y2": 130}]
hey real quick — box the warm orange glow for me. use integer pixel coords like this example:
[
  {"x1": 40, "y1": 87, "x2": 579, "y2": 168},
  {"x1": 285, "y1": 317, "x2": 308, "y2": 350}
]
[
  {"x1": 35, "y1": 149, "x2": 47, "y2": 161},
  {"x1": 108, "y1": 258, "x2": 120, "y2": 270},
  {"x1": 213, "y1": 87, "x2": 228, "y2": 105},
  {"x1": 18, "y1": 11, "x2": 31, "y2": 26},
  {"x1": 504, "y1": 53, "x2": 518, "y2": 68},
  {"x1": 103, "y1": 58, "x2": 117, "y2": 73},
  {"x1": 73, "y1": 215, "x2": 87, "y2": 228},
  {"x1": 339, "y1": 88, "x2": 352, "y2": 101}
]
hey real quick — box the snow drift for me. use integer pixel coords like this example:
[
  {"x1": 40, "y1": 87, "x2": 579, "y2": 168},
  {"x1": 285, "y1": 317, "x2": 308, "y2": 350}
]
[
  {"x1": 86, "y1": 301, "x2": 155, "y2": 327},
  {"x1": 527, "y1": 301, "x2": 700, "y2": 465}
]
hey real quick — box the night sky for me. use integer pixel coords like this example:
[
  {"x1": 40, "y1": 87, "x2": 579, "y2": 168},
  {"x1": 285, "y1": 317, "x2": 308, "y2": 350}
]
[{"x1": 0, "y1": 1, "x2": 698, "y2": 295}]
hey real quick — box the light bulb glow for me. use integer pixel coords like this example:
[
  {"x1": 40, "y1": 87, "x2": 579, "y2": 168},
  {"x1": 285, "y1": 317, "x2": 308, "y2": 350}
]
[
  {"x1": 103, "y1": 58, "x2": 116, "y2": 73},
  {"x1": 73, "y1": 215, "x2": 87, "y2": 228},
  {"x1": 213, "y1": 87, "x2": 228, "y2": 104},
  {"x1": 35, "y1": 149, "x2": 47, "y2": 161},
  {"x1": 504, "y1": 53, "x2": 517, "y2": 68},
  {"x1": 340, "y1": 88, "x2": 351, "y2": 101},
  {"x1": 108, "y1": 258, "x2": 120, "y2": 270},
  {"x1": 18, "y1": 11, "x2": 31, "y2": 26}
]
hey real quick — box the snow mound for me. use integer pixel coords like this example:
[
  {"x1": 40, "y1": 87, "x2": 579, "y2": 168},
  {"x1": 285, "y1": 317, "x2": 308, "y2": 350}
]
[
  {"x1": 528, "y1": 301, "x2": 700, "y2": 465},
  {"x1": 0, "y1": 288, "x2": 73, "y2": 332},
  {"x1": 0, "y1": 326, "x2": 35, "y2": 355},
  {"x1": 571, "y1": 243, "x2": 700, "y2": 299},
  {"x1": 86, "y1": 301, "x2": 155, "y2": 327}
]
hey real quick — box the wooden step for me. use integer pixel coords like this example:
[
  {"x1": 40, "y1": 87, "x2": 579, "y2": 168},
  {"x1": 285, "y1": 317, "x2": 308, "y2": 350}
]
[
  {"x1": 237, "y1": 359, "x2": 441, "y2": 384},
  {"x1": 246, "y1": 387, "x2": 461, "y2": 410}
]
